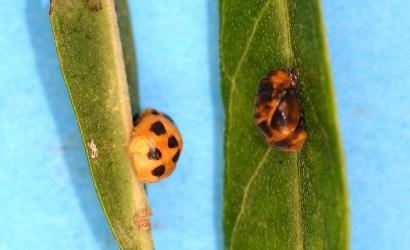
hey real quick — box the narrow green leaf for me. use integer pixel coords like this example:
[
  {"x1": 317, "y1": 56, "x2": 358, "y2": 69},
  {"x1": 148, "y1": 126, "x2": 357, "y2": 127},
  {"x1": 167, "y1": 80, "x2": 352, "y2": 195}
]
[
  {"x1": 220, "y1": 0, "x2": 349, "y2": 249},
  {"x1": 114, "y1": 0, "x2": 139, "y2": 114},
  {"x1": 50, "y1": 1, "x2": 153, "y2": 249}
]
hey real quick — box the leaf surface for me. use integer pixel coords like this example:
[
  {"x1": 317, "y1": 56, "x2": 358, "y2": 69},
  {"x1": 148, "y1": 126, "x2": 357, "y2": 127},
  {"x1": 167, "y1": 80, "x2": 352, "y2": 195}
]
[{"x1": 219, "y1": 0, "x2": 349, "y2": 249}]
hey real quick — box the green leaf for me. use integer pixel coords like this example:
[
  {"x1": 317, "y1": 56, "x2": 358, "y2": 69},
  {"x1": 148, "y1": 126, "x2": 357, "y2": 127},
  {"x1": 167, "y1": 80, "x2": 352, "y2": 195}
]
[
  {"x1": 50, "y1": 1, "x2": 153, "y2": 249},
  {"x1": 114, "y1": 0, "x2": 139, "y2": 114},
  {"x1": 220, "y1": 0, "x2": 349, "y2": 249}
]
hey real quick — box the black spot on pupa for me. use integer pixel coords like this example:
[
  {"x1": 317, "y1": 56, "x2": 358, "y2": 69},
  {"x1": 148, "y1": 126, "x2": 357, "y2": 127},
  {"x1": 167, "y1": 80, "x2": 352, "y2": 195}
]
[
  {"x1": 162, "y1": 113, "x2": 174, "y2": 124},
  {"x1": 150, "y1": 121, "x2": 166, "y2": 135},
  {"x1": 147, "y1": 147, "x2": 162, "y2": 160},
  {"x1": 274, "y1": 139, "x2": 291, "y2": 149},
  {"x1": 257, "y1": 121, "x2": 272, "y2": 136},
  {"x1": 151, "y1": 109, "x2": 160, "y2": 115},
  {"x1": 152, "y1": 165, "x2": 165, "y2": 177},
  {"x1": 257, "y1": 80, "x2": 274, "y2": 103},
  {"x1": 271, "y1": 108, "x2": 287, "y2": 129},
  {"x1": 172, "y1": 150, "x2": 180, "y2": 163},
  {"x1": 168, "y1": 136, "x2": 179, "y2": 148},
  {"x1": 132, "y1": 113, "x2": 140, "y2": 126}
]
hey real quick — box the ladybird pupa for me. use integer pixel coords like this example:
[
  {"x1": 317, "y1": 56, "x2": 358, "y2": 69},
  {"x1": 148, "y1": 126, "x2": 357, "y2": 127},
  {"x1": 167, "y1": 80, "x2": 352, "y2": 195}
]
[{"x1": 253, "y1": 69, "x2": 307, "y2": 151}]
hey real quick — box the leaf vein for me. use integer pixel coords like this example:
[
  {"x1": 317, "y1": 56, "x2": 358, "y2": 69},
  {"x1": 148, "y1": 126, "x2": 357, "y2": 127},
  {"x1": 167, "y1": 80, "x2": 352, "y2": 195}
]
[
  {"x1": 228, "y1": 0, "x2": 270, "y2": 83},
  {"x1": 229, "y1": 148, "x2": 272, "y2": 249},
  {"x1": 225, "y1": 1, "x2": 271, "y2": 175}
]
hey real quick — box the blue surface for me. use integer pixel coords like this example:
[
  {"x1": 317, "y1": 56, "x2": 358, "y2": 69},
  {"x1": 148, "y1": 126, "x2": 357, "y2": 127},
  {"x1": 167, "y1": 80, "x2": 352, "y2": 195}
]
[
  {"x1": 0, "y1": 1, "x2": 115, "y2": 249},
  {"x1": 0, "y1": 0, "x2": 409, "y2": 249}
]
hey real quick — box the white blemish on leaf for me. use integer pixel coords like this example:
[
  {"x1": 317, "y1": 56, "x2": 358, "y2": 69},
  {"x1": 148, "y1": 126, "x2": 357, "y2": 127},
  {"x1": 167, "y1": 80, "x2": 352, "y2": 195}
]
[{"x1": 88, "y1": 140, "x2": 98, "y2": 159}]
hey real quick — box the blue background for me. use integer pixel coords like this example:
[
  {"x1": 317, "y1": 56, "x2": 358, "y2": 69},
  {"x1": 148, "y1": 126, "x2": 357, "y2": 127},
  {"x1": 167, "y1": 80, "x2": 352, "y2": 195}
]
[{"x1": 0, "y1": 0, "x2": 409, "y2": 249}]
